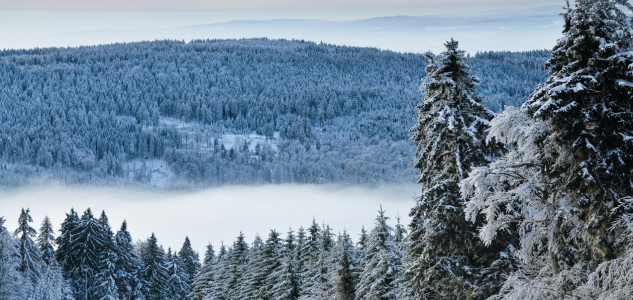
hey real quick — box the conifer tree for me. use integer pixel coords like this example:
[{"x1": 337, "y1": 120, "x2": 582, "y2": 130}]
[
  {"x1": 356, "y1": 227, "x2": 368, "y2": 252},
  {"x1": 141, "y1": 233, "x2": 168, "y2": 300},
  {"x1": 461, "y1": 1, "x2": 633, "y2": 298},
  {"x1": 293, "y1": 226, "x2": 306, "y2": 295},
  {"x1": 355, "y1": 208, "x2": 401, "y2": 300},
  {"x1": 402, "y1": 38, "x2": 513, "y2": 299},
  {"x1": 0, "y1": 217, "x2": 29, "y2": 300},
  {"x1": 189, "y1": 243, "x2": 215, "y2": 300},
  {"x1": 261, "y1": 230, "x2": 284, "y2": 300},
  {"x1": 221, "y1": 233, "x2": 250, "y2": 300},
  {"x1": 114, "y1": 221, "x2": 143, "y2": 300},
  {"x1": 239, "y1": 234, "x2": 264, "y2": 300},
  {"x1": 298, "y1": 219, "x2": 322, "y2": 298},
  {"x1": 178, "y1": 237, "x2": 201, "y2": 288},
  {"x1": 206, "y1": 243, "x2": 229, "y2": 300},
  {"x1": 269, "y1": 228, "x2": 300, "y2": 300},
  {"x1": 13, "y1": 207, "x2": 43, "y2": 283},
  {"x1": 36, "y1": 216, "x2": 56, "y2": 266},
  {"x1": 56, "y1": 208, "x2": 80, "y2": 277},
  {"x1": 524, "y1": 0, "x2": 633, "y2": 267},
  {"x1": 329, "y1": 231, "x2": 359, "y2": 300},
  {"x1": 300, "y1": 225, "x2": 333, "y2": 300},
  {"x1": 166, "y1": 248, "x2": 190, "y2": 300}
]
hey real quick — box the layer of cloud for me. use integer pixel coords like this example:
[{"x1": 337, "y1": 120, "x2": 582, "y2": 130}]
[
  {"x1": 1, "y1": 0, "x2": 550, "y2": 10},
  {"x1": 0, "y1": 184, "x2": 418, "y2": 254}
]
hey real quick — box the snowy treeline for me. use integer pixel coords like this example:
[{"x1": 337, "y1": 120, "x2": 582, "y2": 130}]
[
  {"x1": 1, "y1": 207, "x2": 202, "y2": 300},
  {"x1": 0, "y1": 38, "x2": 548, "y2": 188}
]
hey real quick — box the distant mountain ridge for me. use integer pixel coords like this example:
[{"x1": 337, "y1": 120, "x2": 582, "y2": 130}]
[{"x1": 36, "y1": 8, "x2": 563, "y2": 53}]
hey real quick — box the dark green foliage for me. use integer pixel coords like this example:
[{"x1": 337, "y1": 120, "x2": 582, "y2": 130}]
[
  {"x1": 525, "y1": 0, "x2": 633, "y2": 266},
  {"x1": 403, "y1": 39, "x2": 514, "y2": 299},
  {"x1": 141, "y1": 233, "x2": 168, "y2": 300}
]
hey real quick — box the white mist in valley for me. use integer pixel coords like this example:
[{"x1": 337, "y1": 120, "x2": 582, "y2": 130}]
[{"x1": 0, "y1": 184, "x2": 418, "y2": 254}]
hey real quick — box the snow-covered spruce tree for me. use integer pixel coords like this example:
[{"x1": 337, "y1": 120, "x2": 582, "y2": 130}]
[
  {"x1": 238, "y1": 234, "x2": 264, "y2": 299},
  {"x1": 141, "y1": 233, "x2": 168, "y2": 300},
  {"x1": 402, "y1": 38, "x2": 513, "y2": 299},
  {"x1": 221, "y1": 233, "x2": 250, "y2": 299},
  {"x1": 461, "y1": 1, "x2": 633, "y2": 298},
  {"x1": 166, "y1": 248, "x2": 191, "y2": 300},
  {"x1": 299, "y1": 224, "x2": 333, "y2": 300},
  {"x1": 524, "y1": 0, "x2": 633, "y2": 268},
  {"x1": 178, "y1": 236, "x2": 201, "y2": 289},
  {"x1": 561, "y1": 196, "x2": 633, "y2": 299},
  {"x1": 393, "y1": 215, "x2": 407, "y2": 251},
  {"x1": 205, "y1": 243, "x2": 229, "y2": 300},
  {"x1": 189, "y1": 244, "x2": 215, "y2": 300},
  {"x1": 94, "y1": 211, "x2": 119, "y2": 300},
  {"x1": 0, "y1": 217, "x2": 29, "y2": 300},
  {"x1": 293, "y1": 226, "x2": 306, "y2": 294},
  {"x1": 355, "y1": 208, "x2": 401, "y2": 300},
  {"x1": 31, "y1": 264, "x2": 75, "y2": 300},
  {"x1": 67, "y1": 209, "x2": 115, "y2": 300},
  {"x1": 13, "y1": 208, "x2": 43, "y2": 283},
  {"x1": 56, "y1": 208, "x2": 80, "y2": 278},
  {"x1": 269, "y1": 228, "x2": 300, "y2": 300},
  {"x1": 297, "y1": 220, "x2": 322, "y2": 298},
  {"x1": 356, "y1": 227, "x2": 368, "y2": 253},
  {"x1": 260, "y1": 230, "x2": 284, "y2": 300},
  {"x1": 36, "y1": 216, "x2": 56, "y2": 266},
  {"x1": 114, "y1": 221, "x2": 144, "y2": 300},
  {"x1": 328, "y1": 231, "x2": 360, "y2": 300}
]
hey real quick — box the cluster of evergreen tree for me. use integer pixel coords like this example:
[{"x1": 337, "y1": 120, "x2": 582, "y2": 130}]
[
  {"x1": 0, "y1": 38, "x2": 549, "y2": 188},
  {"x1": 188, "y1": 211, "x2": 405, "y2": 300},
  {"x1": 0, "y1": 207, "x2": 201, "y2": 300}
]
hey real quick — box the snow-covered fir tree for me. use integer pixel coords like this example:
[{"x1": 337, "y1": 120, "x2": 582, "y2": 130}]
[
  {"x1": 0, "y1": 216, "x2": 29, "y2": 300},
  {"x1": 36, "y1": 216, "x2": 56, "y2": 266},
  {"x1": 141, "y1": 233, "x2": 168, "y2": 300},
  {"x1": 268, "y1": 228, "x2": 300, "y2": 300},
  {"x1": 402, "y1": 38, "x2": 514, "y2": 299},
  {"x1": 524, "y1": 0, "x2": 633, "y2": 268},
  {"x1": 94, "y1": 211, "x2": 119, "y2": 300},
  {"x1": 13, "y1": 208, "x2": 43, "y2": 284},
  {"x1": 114, "y1": 221, "x2": 144, "y2": 300},
  {"x1": 461, "y1": 1, "x2": 633, "y2": 298},
  {"x1": 328, "y1": 231, "x2": 360, "y2": 300},
  {"x1": 205, "y1": 243, "x2": 229, "y2": 300},
  {"x1": 178, "y1": 236, "x2": 201, "y2": 290},
  {"x1": 166, "y1": 248, "x2": 191, "y2": 300},
  {"x1": 238, "y1": 234, "x2": 265, "y2": 300},
  {"x1": 189, "y1": 244, "x2": 215, "y2": 300},
  {"x1": 299, "y1": 224, "x2": 333, "y2": 300},
  {"x1": 56, "y1": 208, "x2": 80, "y2": 278},
  {"x1": 355, "y1": 208, "x2": 401, "y2": 300},
  {"x1": 261, "y1": 230, "x2": 285, "y2": 300}
]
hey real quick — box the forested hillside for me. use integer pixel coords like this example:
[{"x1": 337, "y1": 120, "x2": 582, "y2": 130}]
[{"x1": 0, "y1": 39, "x2": 548, "y2": 188}]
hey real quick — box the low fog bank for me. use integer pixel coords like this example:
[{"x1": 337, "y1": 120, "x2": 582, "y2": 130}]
[{"x1": 0, "y1": 183, "x2": 418, "y2": 254}]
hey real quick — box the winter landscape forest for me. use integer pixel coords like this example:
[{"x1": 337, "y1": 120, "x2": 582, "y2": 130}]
[{"x1": 2, "y1": 0, "x2": 633, "y2": 299}]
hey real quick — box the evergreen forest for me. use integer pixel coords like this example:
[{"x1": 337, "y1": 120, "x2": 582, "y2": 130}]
[
  {"x1": 1, "y1": 0, "x2": 633, "y2": 299},
  {"x1": 0, "y1": 37, "x2": 548, "y2": 188}
]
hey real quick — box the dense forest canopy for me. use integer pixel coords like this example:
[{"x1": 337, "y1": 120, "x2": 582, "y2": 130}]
[{"x1": 0, "y1": 38, "x2": 549, "y2": 187}]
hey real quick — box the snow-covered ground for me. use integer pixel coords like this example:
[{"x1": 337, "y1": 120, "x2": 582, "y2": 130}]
[{"x1": 0, "y1": 183, "x2": 418, "y2": 255}]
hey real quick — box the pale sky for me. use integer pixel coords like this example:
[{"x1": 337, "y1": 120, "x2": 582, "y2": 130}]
[{"x1": 1, "y1": 0, "x2": 551, "y2": 10}]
